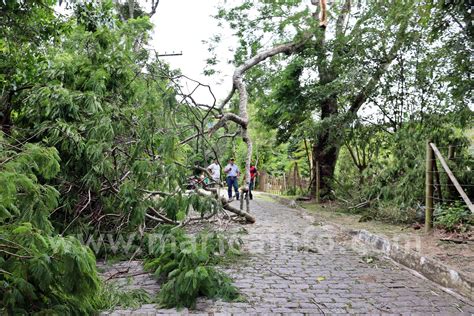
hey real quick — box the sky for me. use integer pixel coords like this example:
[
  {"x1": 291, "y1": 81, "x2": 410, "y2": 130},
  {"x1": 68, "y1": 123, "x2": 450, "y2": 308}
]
[{"x1": 149, "y1": 0, "x2": 235, "y2": 105}]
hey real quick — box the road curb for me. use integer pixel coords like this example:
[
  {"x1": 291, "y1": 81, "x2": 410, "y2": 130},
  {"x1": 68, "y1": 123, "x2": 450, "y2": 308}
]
[
  {"x1": 257, "y1": 192, "x2": 473, "y2": 301},
  {"x1": 352, "y1": 229, "x2": 473, "y2": 301}
]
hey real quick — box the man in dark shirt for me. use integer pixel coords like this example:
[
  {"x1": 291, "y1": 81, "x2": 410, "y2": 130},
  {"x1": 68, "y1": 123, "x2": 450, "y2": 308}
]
[{"x1": 249, "y1": 164, "x2": 258, "y2": 200}]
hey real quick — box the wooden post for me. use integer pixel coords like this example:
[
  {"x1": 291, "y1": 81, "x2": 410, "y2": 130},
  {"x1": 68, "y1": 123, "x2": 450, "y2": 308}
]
[
  {"x1": 316, "y1": 160, "x2": 320, "y2": 203},
  {"x1": 260, "y1": 171, "x2": 266, "y2": 192},
  {"x1": 433, "y1": 159, "x2": 442, "y2": 203},
  {"x1": 425, "y1": 141, "x2": 434, "y2": 232},
  {"x1": 448, "y1": 145, "x2": 455, "y2": 160},
  {"x1": 447, "y1": 145, "x2": 456, "y2": 199},
  {"x1": 293, "y1": 163, "x2": 297, "y2": 192}
]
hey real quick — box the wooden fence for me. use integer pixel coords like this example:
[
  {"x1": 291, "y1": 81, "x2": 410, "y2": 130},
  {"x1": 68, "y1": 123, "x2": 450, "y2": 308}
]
[
  {"x1": 257, "y1": 162, "x2": 310, "y2": 195},
  {"x1": 425, "y1": 141, "x2": 474, "y2": 232}
]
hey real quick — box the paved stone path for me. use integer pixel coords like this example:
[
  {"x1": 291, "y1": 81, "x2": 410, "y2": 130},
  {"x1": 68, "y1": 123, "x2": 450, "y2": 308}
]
[{"x1": 102, "y1": 195, "x2": 474, "y2": 315}]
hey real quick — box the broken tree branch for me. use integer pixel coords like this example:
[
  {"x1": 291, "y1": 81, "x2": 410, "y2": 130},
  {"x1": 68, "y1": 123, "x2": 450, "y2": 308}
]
[
  {"x1": 148, "y1": 207, "x2": 178, "y2": 225},
  {"x1": 195, "y1": 188, "x2": 255, "y2": 223}
]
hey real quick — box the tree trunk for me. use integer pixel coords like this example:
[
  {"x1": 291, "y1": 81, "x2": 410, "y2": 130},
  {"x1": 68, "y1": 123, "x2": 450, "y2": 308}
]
[
  {"x1": 310, "y1": 96, "x2": 340, "y2": 199},
  {"x1": 311, "y1": 134, "x2": 340, "y2": 199}
]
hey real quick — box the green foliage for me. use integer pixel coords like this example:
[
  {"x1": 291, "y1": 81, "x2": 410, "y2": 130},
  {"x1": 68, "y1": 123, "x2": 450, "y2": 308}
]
[
  {"x1": 0, "y1": 142, "x2": 60, "y2": 233},
  {"x1": 1, "y1": 1, "x2": 230, "y2": 312},
  {"x1": 256, "y1": 58, "x2": 307, "y2": 143},
  {"x1": 96, "y1": 286, "x2": 153, "y2": 311},
  {"x1": 0, "y1": 140, "x2": 105, "y2": 314},
  {"x1": 1, "y1": 0, "x2": 195, "y2": 237},
  {"x1": 74, "y1": 0, "x2": 116, "y2": 32},
  {"x1": 435, "y1": 202, "x2": 473, "y2": 232},
  {"x1": 369, "y1": 119, "x2": 470, "y2": 205},
  {"x1": 333, "y1": 115, "x2": 473, "y2": 224},
  {"x1": 144, "y1": 227, "x2": 241, "y2": 309},
  {"x1": 1, "y1": 225, "x2": 102, "y2": 314}
]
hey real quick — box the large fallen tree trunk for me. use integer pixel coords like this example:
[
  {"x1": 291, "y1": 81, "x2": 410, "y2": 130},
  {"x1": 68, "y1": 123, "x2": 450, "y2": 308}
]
[{"x1": 195, "y1": 188, "x2": 255, "y2": 223}]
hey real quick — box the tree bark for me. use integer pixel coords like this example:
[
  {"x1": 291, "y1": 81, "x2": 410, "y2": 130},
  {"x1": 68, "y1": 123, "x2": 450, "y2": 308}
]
[
  {"x1": 195, "y1": 188, "x2": 255, "y2": 223},
  {"x1": 310, "y1": 90, "x2": 340, "y2": 199},
  {"x1": 311, "y1": 133, "x2": 340, "y2": 198}
]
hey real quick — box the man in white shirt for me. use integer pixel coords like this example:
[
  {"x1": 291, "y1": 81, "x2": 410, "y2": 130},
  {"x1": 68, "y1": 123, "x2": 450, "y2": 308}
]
[
  {"x1": 207, "y1": 158, "x2": 221, "y2": 185},
  {"x1": 224, "y1": 158, "x2": 240, "y2": 200}
]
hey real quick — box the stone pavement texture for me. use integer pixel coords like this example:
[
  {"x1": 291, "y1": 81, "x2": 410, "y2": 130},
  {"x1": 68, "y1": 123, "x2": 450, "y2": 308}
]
[{"x1": 101, "y1": 195, "x2": 474, "y2": 315}]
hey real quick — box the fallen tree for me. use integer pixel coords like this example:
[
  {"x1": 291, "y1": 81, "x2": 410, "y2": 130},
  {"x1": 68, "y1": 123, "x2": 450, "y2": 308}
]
[{"x1": 195, "y1": 188, "x2": 256, "y2": 223}]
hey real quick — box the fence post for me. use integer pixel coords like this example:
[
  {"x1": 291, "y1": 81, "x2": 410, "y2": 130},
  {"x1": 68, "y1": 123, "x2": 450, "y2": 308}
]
[
  {"x1": 448, "y1": 145, "x2": 454, "y2": 160},
  {"x1": 293, "y1": 163, "x2": 297, "y2": 192},
  {"x1": 259, "y1": 171, "x2": 266, "y2": 192},
  {"x1": 425, "y1": 141, "x2": 434, "y2": 232},
  {"x1": 447, "y1": 144, "x2": 456, "y2": 199},
  {"x1": 316, "y1": 161, "x2": 320, "y2": 203},
  {"x1": 433, "y1": 158, "x2": 442, "y2": 202}
]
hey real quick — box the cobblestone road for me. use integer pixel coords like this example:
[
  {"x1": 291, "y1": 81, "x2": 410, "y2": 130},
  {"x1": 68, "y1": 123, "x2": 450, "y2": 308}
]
[{"x1": 103, "y1": 195, "x2": 474, "y2": 315}]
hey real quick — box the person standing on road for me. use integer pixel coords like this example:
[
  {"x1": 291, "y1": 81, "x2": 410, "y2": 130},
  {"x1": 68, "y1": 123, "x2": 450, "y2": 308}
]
[
  {"x1": 224, "y1": 158, "x2": 240, "y2": 200},
  {"x1": 207, "y1": 158, "x2": 221, "y2": 185},
  {"x1": 249, "y1": 164, "x2": 258, "y2": 200}
]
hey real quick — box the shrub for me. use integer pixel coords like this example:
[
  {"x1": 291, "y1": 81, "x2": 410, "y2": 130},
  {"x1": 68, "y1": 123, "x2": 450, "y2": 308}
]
[{"x1": 435, "y1": 202, "x2": 473, "y2": 232}]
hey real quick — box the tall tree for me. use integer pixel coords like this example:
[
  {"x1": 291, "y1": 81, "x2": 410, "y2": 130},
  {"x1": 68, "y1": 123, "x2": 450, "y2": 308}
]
[{"x1": 211, "y1": 0, "x2": 422, "y2": 198}]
